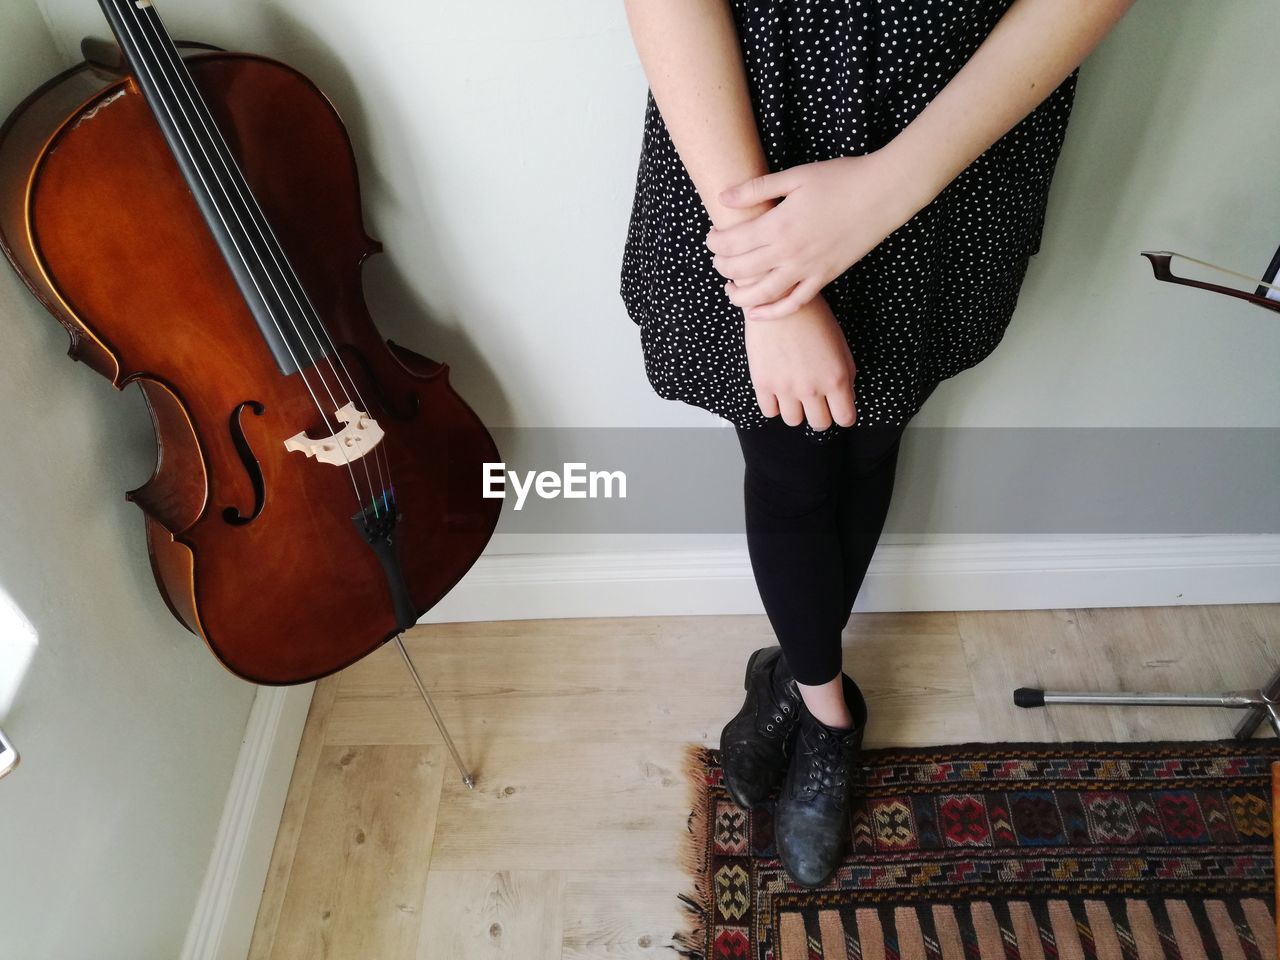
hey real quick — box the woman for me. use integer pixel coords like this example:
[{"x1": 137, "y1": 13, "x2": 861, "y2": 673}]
[{"x1": 620, "y1": 0, "x2": 1135, "y2": 888}]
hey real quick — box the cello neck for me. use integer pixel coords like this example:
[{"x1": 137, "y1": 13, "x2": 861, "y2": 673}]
[{"x1": 95, "y1": 0, "x2": 329, "y2": 377}]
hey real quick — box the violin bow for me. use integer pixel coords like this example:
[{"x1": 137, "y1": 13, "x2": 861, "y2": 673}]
[{"x1": 1140, "y1": 249, "x2": 1280, "y2": 314}]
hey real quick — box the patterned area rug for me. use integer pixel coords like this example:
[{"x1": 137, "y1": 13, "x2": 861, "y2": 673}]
[{"x1": 673, "y1": 740, "x2": 1278, "y2": 959}]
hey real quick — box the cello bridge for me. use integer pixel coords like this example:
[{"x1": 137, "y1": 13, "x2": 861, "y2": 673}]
[{"x1": 284, "y1": 402, "x2": 384, "y2": 466}]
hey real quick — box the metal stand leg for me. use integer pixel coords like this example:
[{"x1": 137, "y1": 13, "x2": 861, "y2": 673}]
[
  {"x1": 1014, "y1": 666, "x2": 1280, "y2": 740},
  {"x1": 1233, "y1": 666, "x2": 1280, "y2": 740},
  {"x1": 395, "y1": 635, "x2": 476, "y2": 790}
]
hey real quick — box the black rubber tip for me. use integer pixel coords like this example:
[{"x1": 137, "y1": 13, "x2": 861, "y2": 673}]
[{"x1": 1013, "y1": 688, "x2": 1046, "y2": 708}]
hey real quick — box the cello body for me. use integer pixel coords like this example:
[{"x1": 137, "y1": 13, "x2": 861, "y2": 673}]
[{"x1": 0, "y1": 42, "x2": 500, "y2": 684}]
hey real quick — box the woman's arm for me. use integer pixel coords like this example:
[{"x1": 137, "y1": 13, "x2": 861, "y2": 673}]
[
  {"x1": 620, "y1": 0, "x2": 775, "y2": 230},
  {"x1": 709, "y1": 0, "x2": 1138, "y2": 321},
  {"x1": 884, "y1": 0, "x2": 1137, "y2": 211},
  {"x1": 621, "y1": 0, "x2": 858, "y2": 431}
]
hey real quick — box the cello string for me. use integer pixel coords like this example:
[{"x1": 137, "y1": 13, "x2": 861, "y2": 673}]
[
  {"x1": 141, "y1": 3, "x2": 395, "y2": 503},
  {"x1": 122, "y1": 1, "x2": 382, "y2": 511},
  {"x1": 140, "y1": 3, "x2": 393, "y2": 502},
  {"x1": 112, "y1": 0, "x2": 368, "y2": 508}
]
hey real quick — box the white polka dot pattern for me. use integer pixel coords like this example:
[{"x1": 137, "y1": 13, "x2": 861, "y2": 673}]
[{"x1": 620, "y1": 0, "x2": 1078, "y2": 439}]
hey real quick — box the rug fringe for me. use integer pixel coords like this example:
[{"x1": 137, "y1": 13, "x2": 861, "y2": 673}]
[{"x1": 669, "y1": 742, "x2": 715, "y2": 960}]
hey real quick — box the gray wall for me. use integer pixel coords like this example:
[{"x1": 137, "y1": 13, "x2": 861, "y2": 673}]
[{"x1": 0, "y1": 5, "x2": 255, "y2": 957}]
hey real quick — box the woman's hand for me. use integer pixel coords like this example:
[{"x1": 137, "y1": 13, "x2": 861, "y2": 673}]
[
  {"x1": 744, "y1": 294, "x2": 856, "y2": 430},
  {"x1": 706, "y1": 149, "x2": 923, "y2": 321}
]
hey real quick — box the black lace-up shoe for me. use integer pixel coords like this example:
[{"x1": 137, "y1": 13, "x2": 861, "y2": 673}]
[
  {"x1": 717, "y1": 646, "x2": 803, "y2": 810},
  {"x1": 774, "y1": 673, "x2": 868, "y2": 888}
]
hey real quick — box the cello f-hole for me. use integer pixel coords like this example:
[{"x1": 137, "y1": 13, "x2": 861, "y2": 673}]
[{"x1": 222, "y1": 400, "x2": 266, "y2": 526}]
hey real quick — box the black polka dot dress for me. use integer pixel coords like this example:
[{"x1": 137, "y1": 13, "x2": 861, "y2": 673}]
[{"x1": 619, "y1": 0, "x2": 1078, "y2": 440}]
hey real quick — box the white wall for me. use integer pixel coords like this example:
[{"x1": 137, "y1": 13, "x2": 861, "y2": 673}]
[
  {"x1": 938, "y1": 0, "x2": 1280, "y2": 429},
  {"x1": 32, "y1": 0, "x2": 1277, "y2": 561},
  {"x1": 0, "y1": 6, "x2": 256, "y2": 958},
  {"x1": 37, "y1": 0, "x2": 1278, "y2": 433}
]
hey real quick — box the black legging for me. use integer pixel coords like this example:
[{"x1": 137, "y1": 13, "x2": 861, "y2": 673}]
[{"x1": 734, "y1": 416, "x2": 915, "y2": 686}]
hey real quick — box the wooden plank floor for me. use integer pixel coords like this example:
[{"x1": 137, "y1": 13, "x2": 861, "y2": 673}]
[{"x1": 247, "y1": 604, "x2": 1280, "y2": 959}]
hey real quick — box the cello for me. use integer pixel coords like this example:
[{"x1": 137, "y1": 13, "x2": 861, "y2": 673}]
[{"x1": 0, "y1": 2, "x2": 501, "y2": 700}]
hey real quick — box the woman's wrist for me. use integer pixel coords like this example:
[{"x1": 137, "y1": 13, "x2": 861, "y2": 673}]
[
  {"x1": 742, "y1": 290, "x2": 829, "y2": 327},
  {"x1": 871, "y1": 138, "x2": 949, "y2": 229},
  {"x1": 710, "y1": 195, "x2": 779, "y2": 231}
]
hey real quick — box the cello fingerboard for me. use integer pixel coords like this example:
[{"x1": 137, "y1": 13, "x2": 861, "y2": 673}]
[{"x1": 96, "y1": 0, "x2": 330, "y2": 377}]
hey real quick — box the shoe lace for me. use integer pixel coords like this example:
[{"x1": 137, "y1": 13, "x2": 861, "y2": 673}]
[{"x1": 801, "y1": 728, "x2": 856, "y2": 802}]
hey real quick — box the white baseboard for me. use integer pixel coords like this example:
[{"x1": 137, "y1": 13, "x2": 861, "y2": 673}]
[
  {"x1": 187, "y1": 534, "x2": 1279, "y2": 959},
  {"x1": 181, "y1": 682, "x2": 314, "y2": 960},
  {"x1": 421, "y1": 534, "x2": 1280, "y2": 622}
]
